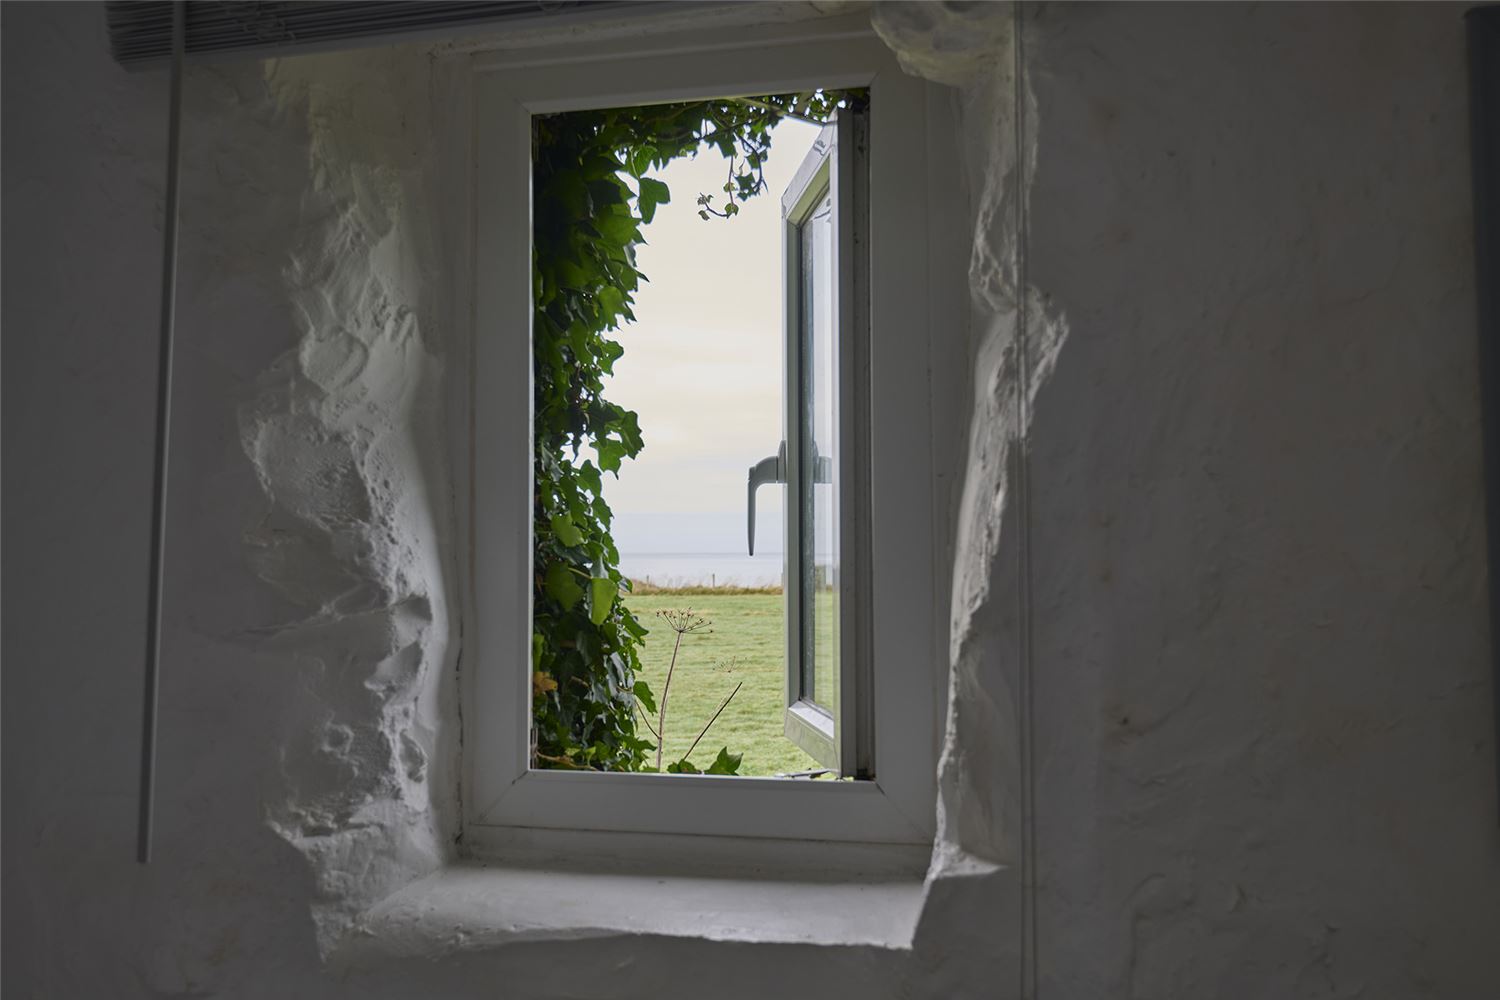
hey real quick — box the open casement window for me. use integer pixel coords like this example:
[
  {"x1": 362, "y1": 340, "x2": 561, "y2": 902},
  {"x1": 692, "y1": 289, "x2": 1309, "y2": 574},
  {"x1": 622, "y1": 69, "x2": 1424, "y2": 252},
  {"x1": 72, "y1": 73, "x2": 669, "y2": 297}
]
[
  {"x1": 465, "y1": 16, "x2": 958, "y2": 859},
  {"x1": 749, "y1": 111, "x2": 870, "y2": 776}
]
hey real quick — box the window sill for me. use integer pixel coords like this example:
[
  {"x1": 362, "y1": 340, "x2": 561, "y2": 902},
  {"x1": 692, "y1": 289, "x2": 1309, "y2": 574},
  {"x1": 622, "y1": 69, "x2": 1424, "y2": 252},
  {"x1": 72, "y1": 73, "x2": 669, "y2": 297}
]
[{"x1": 345, "y1": 861, "x2": 926, "y2": 957}]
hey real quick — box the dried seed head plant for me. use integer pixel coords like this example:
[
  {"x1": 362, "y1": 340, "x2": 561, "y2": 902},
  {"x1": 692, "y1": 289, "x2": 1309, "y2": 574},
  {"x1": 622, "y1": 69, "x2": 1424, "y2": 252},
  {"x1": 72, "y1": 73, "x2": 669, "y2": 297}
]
[
  {"x1": 652, "y1": 608, "x2": 708, "y2": 771},
  {"x1": 655, "y1": 608, "x2": 712, "y2": 634},
  {"x1": 635, "y1": 609, "x2": 742, "y2": 774}
]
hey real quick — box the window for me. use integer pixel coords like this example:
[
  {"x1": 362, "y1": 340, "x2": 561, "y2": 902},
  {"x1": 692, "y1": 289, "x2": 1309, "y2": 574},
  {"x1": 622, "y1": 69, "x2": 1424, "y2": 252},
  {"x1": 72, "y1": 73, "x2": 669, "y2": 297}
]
[
  {"x1": 463, "y1": 15, "x2": 957, "y2": 856},
  {"x1": 748, "y1": 112, "x2": 870, "y2": 775}
]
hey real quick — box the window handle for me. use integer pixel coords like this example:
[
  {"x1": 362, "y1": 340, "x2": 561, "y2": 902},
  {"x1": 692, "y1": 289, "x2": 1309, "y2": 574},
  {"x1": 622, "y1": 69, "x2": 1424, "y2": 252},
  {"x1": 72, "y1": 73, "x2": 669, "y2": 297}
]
[
  {"x1": 812, "y1": 449, "x2": 832, "y2": 484},
  {"x1": 747, "y1": 441, "x2": 786, "y2": 555}
]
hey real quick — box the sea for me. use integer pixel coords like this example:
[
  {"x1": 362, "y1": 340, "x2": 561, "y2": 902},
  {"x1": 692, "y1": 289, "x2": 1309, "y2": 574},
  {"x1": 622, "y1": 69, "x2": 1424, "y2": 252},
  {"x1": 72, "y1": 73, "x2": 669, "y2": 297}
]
[{"x1": 612, "y1": 510, "x2": 784, "y2": 588}]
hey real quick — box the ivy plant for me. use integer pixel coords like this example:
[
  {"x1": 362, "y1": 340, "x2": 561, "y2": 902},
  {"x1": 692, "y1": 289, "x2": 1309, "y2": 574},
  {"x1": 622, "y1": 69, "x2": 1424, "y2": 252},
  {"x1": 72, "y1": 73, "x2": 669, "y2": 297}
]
[{"x1": 529, "y1": 90, "x2": 865, "y2": 772}]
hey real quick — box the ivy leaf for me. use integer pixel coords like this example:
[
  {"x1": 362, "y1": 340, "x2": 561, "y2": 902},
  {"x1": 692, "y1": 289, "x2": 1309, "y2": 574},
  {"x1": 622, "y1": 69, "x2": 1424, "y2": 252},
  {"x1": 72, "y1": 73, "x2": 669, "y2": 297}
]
[
  {"x1": 549, "y1": 171, "x2": 589, "y2": 218},
  {"x1": 576, "y1": 625, "x2": 601, "y2": 665},
  {"x1": 589, "y1": 178, "x2": 630, "y2": 214},
  {"x1": 588, "y1": 576, "x2": 618, "y2": 626},
  {"x1": 593, "y1": 496, "x2": 615, "y2": 529},
  {"x1": 704, "y1": 747, "x2": 743, "y2": 775},
  {"x1": 551, "y1": 511, "x2": 584, "y2": 548},
  {"x1": 614, "y1": 408, "x2": 643, "y2": 453},
  {"x1": 666, "y1": 759, "x2": 701, "y2": 775},
  {"x1": 582, "y1": 155, "x2": 623, "y2": 180},
  {"x1": 597, "y1": 284, "x2": 625, "y2": 322},
  {"x1": 576, "y1": 461, "x2": 602, "y2": 495},
  {"x1": 567, "y1": 323, "x2": 591, "y2": 360},
  {"x1": 637, "y1": 176, "x2": 670, "y2": 224},
  {"x1": 598, "y1": 339, "x2": 625, "y2": 375},
  {"x1": 632, "y1": 680, "x2": 657, "y2": 714},
  {"x1": 556, "y1": 258, "x2": 589, "y2": 290},
  {"x1": 607, "y1": 652, "x2": 630, "y2": 688},
  {"x1": 628, "y1": 145, "x2": 657, "y2": 178},
  {"x1": 544, "y1": 562, "x2": 584, "y2": 611},
  {"x1": 593, "y1": 437, "x2": 626, "y2": 473},
  {"x1": 595, "y1": 211, "x2": 639, "y2": 247},
  {"x1": 532, "y1": 670, "x2": 558, "y2": 698}
]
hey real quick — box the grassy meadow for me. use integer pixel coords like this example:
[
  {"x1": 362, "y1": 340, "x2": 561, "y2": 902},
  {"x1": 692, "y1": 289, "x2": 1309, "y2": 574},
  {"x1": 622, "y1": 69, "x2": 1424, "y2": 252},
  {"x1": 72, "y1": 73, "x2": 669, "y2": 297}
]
[{"x1": 623, "y1": 590, "x2": 822, "y2": 776}]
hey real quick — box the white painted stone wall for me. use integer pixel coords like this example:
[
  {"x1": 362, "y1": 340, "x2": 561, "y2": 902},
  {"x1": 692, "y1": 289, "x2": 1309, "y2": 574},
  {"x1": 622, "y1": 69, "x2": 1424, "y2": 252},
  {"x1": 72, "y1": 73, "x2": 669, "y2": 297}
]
[
  {"x1": 4, "y1": 2, "x2": 1497, "y2": 998},
  {"x1": 1018, "y1": 5, "x2": 1500, "y2": 995}
]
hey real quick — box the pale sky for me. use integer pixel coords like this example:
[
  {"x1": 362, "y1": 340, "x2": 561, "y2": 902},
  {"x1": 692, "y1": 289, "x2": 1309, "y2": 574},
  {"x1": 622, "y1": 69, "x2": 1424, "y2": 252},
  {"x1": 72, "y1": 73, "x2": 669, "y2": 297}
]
[{"x1": 601, "y1": 117, "x2": 821, "y2": 528}]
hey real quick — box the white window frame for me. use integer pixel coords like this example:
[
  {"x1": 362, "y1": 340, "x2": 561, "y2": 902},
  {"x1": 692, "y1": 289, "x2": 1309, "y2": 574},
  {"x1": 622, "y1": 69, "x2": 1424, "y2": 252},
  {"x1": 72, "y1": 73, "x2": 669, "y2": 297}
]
[
  {"x1": 462, "y1": 15, "x2": 956, "y2": 854},
  {"x1": 774, "y1": 111, "x2": 870, "y2": 775}
]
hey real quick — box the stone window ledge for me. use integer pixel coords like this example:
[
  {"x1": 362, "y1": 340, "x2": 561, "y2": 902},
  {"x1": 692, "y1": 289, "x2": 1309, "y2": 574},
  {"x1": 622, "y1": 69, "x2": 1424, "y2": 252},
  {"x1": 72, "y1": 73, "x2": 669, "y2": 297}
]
[{"x1": 343, "y1": 862, "x2": 927, "y2": 957}]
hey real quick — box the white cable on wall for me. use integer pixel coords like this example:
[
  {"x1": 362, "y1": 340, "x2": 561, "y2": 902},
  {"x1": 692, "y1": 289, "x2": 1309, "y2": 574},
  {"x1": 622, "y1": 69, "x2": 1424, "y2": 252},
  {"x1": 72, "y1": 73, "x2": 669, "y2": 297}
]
[
  {"x1": 1012, "y1": 2, "x2": 1040, "y2": 996},
  {"x1": 137, "y1": 0, "x2": 183, "y2": 866}
]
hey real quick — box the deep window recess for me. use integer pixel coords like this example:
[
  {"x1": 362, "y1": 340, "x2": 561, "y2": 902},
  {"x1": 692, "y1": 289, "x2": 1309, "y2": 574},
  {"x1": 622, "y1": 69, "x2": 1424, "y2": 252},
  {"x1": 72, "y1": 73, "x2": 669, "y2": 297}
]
[{"x1": 465, "y1": 18, "x2": 954, "y2": 852}]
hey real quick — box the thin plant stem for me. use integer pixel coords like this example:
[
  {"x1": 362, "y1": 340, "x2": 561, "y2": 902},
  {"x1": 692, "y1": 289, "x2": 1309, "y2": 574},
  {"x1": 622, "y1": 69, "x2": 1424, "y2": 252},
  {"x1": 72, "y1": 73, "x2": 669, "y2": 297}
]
[
  {"x1": 681, "y1": 681, "x2": 743, "y2": 765},
  {"x1": 655, "y1": 628, "x2": 684, "y2": 771},
  {"x1": 635, "y1": 703, "x2": 660, "y2": 742}
]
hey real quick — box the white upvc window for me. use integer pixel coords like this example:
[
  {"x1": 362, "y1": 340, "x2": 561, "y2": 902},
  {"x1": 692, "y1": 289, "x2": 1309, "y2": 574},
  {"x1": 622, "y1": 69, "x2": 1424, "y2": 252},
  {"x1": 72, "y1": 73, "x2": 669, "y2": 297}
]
[
  {"x1": 462, "y1": 15, "x2": 957, "y2": 860},
  {"x1": 749, "y1": 110, "x2": 870, "y2": 775}
]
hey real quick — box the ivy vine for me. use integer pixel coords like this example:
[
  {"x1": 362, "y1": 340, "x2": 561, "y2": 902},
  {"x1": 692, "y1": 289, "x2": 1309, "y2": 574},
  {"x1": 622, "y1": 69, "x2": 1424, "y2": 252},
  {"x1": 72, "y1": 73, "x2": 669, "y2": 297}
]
[{"x1": 529, "y1": 90, "x2": 864, "y2": 772}]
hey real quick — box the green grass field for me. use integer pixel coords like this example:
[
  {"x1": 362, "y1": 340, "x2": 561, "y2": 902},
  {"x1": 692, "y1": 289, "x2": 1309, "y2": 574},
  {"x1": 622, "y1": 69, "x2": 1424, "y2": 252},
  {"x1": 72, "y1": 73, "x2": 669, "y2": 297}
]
[{"x1": 624, "y1": 592, "x2": 822, "y2": 776}]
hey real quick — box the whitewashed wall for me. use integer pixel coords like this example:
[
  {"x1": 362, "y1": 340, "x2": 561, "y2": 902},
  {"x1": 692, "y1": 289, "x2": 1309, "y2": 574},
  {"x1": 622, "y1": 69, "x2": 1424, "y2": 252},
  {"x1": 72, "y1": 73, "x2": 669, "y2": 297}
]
[
  {"x1": 3, "y1": 2, "x2": 1496, "y2": 998},
  {"x1": 1018, "y1": 4, "x2": 1500, "y2": 994}
]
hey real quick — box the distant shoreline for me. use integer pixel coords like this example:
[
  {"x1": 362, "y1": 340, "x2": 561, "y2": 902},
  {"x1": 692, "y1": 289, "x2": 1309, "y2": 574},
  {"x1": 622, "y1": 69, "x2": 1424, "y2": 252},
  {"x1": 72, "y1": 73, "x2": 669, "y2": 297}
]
[
  {"x1": 617, "y1": 551, "x2": 783, "y2": 589},
  {"x1": 626, "y1": 579, "x2": 781, "y2": 596}
]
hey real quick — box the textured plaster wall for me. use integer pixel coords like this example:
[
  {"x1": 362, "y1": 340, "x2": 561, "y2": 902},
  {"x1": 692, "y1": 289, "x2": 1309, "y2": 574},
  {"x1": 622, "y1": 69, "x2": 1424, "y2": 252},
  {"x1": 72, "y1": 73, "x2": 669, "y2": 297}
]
[
  {"x1": 1017, "y1": 4, "x2": 1500, "y2": 996},
  {"x1": 3, "y1": 2, "x2": 1498, "y2": 999},
  {"x1": 2, "y1": 2, "x2": 461, "y2": 993}
]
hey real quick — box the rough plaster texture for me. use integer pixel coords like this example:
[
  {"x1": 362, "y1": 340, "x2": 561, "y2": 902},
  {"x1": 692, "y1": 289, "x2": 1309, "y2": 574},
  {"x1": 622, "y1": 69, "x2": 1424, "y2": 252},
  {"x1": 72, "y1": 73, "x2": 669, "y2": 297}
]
[
  {"x1": 1018, "y1": 5, "x2": 1500, "y2": 996},
  {"x1": 229, "y1": 49, "x2": 457, "y2": 952},
  {"x1": 4, "y1": 1, "x2": 1498, "y2": 998}
]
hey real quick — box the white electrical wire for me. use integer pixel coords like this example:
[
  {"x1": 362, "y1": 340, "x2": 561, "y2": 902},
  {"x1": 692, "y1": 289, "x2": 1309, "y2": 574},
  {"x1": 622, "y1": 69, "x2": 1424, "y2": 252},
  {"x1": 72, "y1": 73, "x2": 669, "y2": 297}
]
[
  {"x1": 1012, "y1": 2, "x2": 1040, "y2": 996},
  {"x1": 137, "y1": 0, "x2": 184, "y2": 866}
]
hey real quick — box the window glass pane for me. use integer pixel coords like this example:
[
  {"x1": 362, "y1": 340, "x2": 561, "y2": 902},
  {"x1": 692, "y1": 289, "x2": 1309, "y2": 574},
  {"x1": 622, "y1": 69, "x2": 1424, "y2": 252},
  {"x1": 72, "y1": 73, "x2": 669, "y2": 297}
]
[{"x1": 799, "y1": 190, "x2": 838, "y2": 711}]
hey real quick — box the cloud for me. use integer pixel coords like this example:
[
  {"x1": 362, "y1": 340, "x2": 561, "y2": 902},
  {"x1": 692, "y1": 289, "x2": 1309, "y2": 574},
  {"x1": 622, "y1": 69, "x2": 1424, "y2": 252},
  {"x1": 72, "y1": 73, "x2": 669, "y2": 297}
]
[{"x1": 603, "y1": 118, "x2": 820, "y2": 515}]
